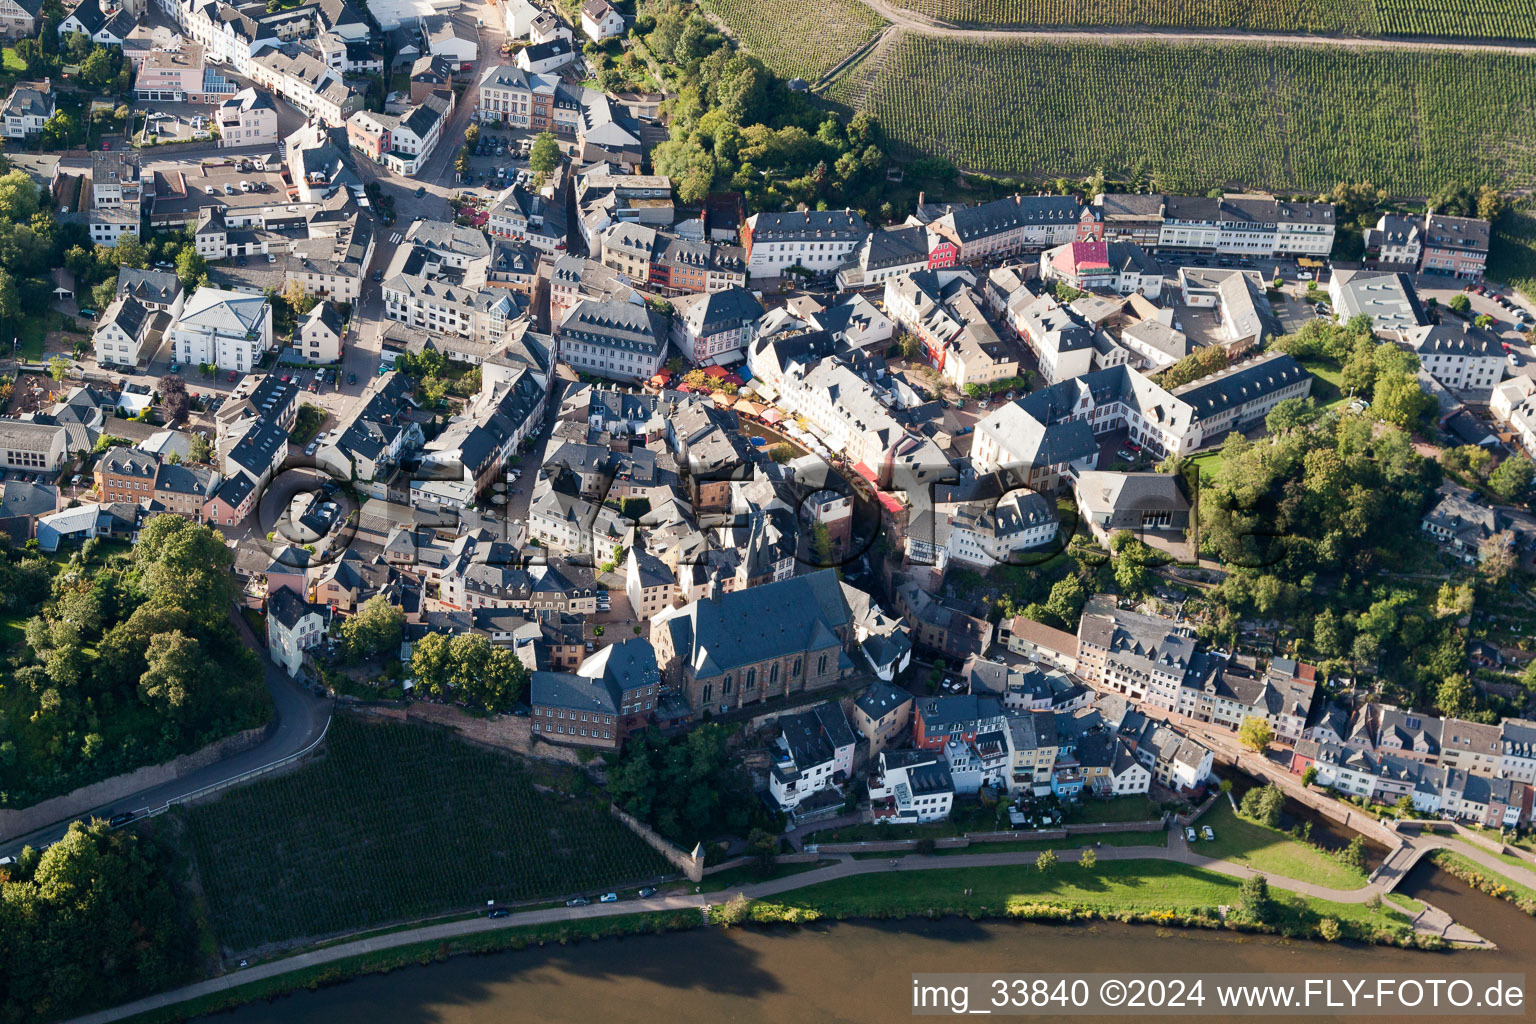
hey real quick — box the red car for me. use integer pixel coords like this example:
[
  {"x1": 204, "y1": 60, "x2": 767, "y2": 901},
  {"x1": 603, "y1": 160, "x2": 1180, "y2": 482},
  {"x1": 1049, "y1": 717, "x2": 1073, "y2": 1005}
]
[
  {"x1": 227, "y1": 371, "x2": 237, "y2": 382},
  {"x1": 281, "y1": 373, "x2": 291, "y2": 383}
]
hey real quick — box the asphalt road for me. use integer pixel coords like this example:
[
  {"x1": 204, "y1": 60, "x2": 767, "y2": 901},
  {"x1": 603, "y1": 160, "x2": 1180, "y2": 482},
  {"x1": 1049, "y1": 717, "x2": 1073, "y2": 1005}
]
[{"x1": 0, "y1": 616, "x2": 331, "y2": 859}]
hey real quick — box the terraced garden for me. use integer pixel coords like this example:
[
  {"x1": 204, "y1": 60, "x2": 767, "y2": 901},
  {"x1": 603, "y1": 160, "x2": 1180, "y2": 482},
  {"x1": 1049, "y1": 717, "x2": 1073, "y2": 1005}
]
[
  {"x1": 828, "y1": 38, "x2": 1536, "y2": 194},
  {"x1": 701, "y1": 0, "x2": 887, "y2": 81},
  {"x1": 879, "y1": 0, "x2": 1536, "y2": 39},
  {"x1": 180, "y1": 716, "x2": 673, "y2": 951}
]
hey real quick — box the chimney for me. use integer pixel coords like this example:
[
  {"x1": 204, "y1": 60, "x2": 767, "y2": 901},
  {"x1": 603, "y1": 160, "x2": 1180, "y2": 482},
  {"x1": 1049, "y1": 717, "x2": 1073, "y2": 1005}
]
[{"x1": 917, "y1": 191, "x2": 925, "y2": 206}]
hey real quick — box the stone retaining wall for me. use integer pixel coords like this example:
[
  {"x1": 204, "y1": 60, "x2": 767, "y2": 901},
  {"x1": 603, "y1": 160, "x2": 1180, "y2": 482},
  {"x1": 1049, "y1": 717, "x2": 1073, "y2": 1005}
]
[
  {"x1": 812, "y1": 819, "x2": 1164, "y2": 855},
  {"x1": 610, "y1": 803, "x2": 705, "y2": 882},
  {"x1": 0, "y1": 725, "x2": 271, "y2": 843}
]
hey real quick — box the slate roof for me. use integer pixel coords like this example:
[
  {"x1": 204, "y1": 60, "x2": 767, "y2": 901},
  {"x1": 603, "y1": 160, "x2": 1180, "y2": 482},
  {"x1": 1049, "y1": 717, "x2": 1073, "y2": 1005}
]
[{"x1": 656, "y1": 568, "x2": 850, "y2": 678}]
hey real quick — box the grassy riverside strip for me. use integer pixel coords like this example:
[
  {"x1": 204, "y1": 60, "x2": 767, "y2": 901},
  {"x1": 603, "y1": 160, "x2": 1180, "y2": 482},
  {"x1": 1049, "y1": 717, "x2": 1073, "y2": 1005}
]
[
  {"x1": 1201, "y1": 803, "x2": 1370, "y2": 890},
  {"x1": 115, "y1": 911, "x2": 708, "y2": 1024},
  {"x1": 827, "y1": 38, "x2": 1536, "y2": 195},
  {"x1": 1429, "y1": 849, "x2": 1536, "y2": 915},
  {"x1": 90, "y1": 854, "x2": 1453, "y2": 1023},
  {"x1": 872, "y1": 0, "x2": 1536, "y2": 39},
  {"x1": 740, "y1": 860, "x2": 1434, "y2": 946}
]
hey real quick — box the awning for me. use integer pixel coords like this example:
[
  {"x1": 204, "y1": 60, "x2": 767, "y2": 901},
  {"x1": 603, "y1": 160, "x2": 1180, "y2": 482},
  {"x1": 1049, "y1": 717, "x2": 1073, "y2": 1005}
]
[{"x1": 852, "y1": 462, "x2": 878, "y2": 484}]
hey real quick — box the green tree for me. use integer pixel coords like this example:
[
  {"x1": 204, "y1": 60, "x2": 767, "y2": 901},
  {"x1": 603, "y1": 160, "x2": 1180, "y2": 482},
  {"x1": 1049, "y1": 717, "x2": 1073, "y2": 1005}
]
[
  {"x1": 1237, "y1": 873, "x2": 1274, "y2": 924},
  {"x1": 1434, "y1": 673, "x2": 1476, "y2": 719},
  {"x1": 40, "y1": 109, "x2": 79, "y2": 149},
  {"x1": 1239, "y1": 784, "x2": 1285, "y2": 828},
  {"x1": 133, "y1": 516, "x2": 237, "y2": 625},
  {"x1": 746, "y1": 826, "x2": 777, "y2": 875},
  {"x1": 0, "y1": 170, "x2": 41, "y2": 223},
  {"x1": 338, "y1": 595, "x2": 404, "y2": 660},
  {"x1": 112, "y1": 232, "x2": 149, "y2": 271},
  {"x1": 1339, "y1": 835, "x2": 1367, "y2": 873},
  {"x1": 528, "y1": 131, "x2": 559, "y2": 174},
  {"x1": 136, "y1": 629, "x2": 205, "y2": 723},
  {"x1": 1035, "y1": 848, "x2": 1057, "y2": 872},
  {"x1": 1239, "y1": 716, "x2": 1275, "y2": 752},
  {"x1": 175, "y1": 245, "x2": 207, "y2": 290},
  {"x1": 409, "y1": 630, "x2": 454, "y2": 697},
  {"x1": 80, "y1": 46, "x2": 115, "y2": 89},
  {"x1": 46, "y1": 354, "x2": 70, "y2": 381},
  {"x1": 1079, "y1": 847, "x2": 1097, "y2": 870},
  {"x1": 1301, "y1": 766, "x2": 1319, "y2": 787},
  {"x1": 1448, "y1": 293, "x2": 1471, "y2": 313},
  {"x1": 188, "y1": 432, "x2": 214, "y2": 464},
  {"x1": 0, "y1": 820, "x2": 200, "y2": 1022},
  {"x1": 1489, "y1": 455, "x2": 1534, "y2": 500},
  {"x1": 1265, "y1": 396, "x2": 1319, "y2": 434}
]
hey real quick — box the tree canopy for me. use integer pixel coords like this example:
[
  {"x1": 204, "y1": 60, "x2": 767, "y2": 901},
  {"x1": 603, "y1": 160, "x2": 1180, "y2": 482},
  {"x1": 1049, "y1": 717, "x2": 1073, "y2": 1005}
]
[
  {"x1": 0, "y1": 820, "x2": 201, "y2": 1023},
  {"x1": 605, "y1": 724, "x2": 777, "y2": 846}
]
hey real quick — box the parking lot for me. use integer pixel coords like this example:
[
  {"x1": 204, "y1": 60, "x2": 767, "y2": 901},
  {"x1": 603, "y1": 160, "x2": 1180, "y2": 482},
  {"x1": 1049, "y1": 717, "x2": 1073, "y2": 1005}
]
[
  {"x1": 458, "y1": 127, "x2": 533, "y2": 192},
  {"x1": 134, "y1": 104, "x2": 215, "y2": 144}
]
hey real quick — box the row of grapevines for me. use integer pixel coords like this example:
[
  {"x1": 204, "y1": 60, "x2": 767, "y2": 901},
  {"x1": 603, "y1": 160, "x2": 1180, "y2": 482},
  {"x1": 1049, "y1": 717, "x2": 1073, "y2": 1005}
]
[{"x1": 830, "y1": 37, "x2": 1536, "y2": 196}]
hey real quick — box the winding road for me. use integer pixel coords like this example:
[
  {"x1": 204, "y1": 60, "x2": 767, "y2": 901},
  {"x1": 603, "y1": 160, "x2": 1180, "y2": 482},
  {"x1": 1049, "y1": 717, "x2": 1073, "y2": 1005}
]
[
  {"x1": 0, "y1": 615, "x2": 331, "y2": 860},
  {"x1": 851, "y1": 0, "x2": 1536, "y2": 52},
  {"x1": 64, "y1": 819, "x2": 1536, "y2": 1024}
]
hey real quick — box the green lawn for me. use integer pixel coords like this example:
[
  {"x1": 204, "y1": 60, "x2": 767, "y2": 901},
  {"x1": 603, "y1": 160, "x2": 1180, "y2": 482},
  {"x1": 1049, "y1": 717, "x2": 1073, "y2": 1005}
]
[
  {"x1": 179, "y1": 717, "x2": 674, "y2": 951},
  {"x1": 1199, "y1": 802, "x2": 1369, "y2": 890},
  {"x1": 1384, "y1": 892, "x2": 1424, "y2": 915},
  {"x1": 853, "y1": 830, "x2": 1162, "y2": 857},
  {"x1": 0, "y1": 612, "x2": 24, "y2": 653},
  {"x1": 1299, "y1": 357, "x2": 1347, "y2": 411},
  {"x1": 16, "y1": 315, "x2": 46, "y2": 361},
  {"x1": 1, "y1": 47, "x2": 24, "y2": 73},
  {"x1": 1068, "y1": 796, "x2": 1163, "y2": 824},
  {"x1": 1188, "y1": 450, "x2": 1226, "y2": 484},
  {"x1": 1448, "y1": 833, "x2": 1536, "y2": 872},
  {"x1": 749, "y1": 858, "x2": 1415, "y2": 942}
]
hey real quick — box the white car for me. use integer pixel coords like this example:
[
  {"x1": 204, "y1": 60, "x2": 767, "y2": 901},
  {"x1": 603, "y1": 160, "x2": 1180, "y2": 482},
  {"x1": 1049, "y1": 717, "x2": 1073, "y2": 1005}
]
[
  {"x1": 1296, "y1": 270, "x2": 1314, "y2": 281},
  {"x1": 1184, "y1": 827, "x2": 1198, "y2": 843}
]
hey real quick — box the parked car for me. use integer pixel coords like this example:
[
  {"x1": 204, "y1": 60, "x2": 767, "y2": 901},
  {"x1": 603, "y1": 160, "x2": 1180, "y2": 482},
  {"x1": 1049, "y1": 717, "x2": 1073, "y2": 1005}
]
[
  {"x1": 372, "y1": 270, "x2": 383, "y2": 282},
  {"x1": 488, "y1": 908, "x2": 510, "y2": 919},
  {"x1": 227, "y1": 371, "x2": 238, "y2": 382},
  {"x1": 415, "y1": 186, "x2": 427, "y2": 198},
  {"x1": 1184, "y1": 827, "x2": 1198, "y2": 842},
  {"x1": 348, "y1": 372, "x2": 358, "y2": 384},
  {"x1": 107, "y1": 811, "x2": 135, "y2": 828},
  {"x1": 1296, "y1": 270, "x2": 1313, "y2": 280},
  {"x1": 305, "y1": 440, "x2": 320, "y2": 455},
  {"x1": 599, "y1": 892, "x2": 619, "y2": 903},
  {"x1": 1201, "y1": 825, "x2": 1215, "y2": 842},
  {"x1": 638, "y1": 887, "x2": 658, "y2": 898},
  {"x1": 565, "y1": 896, "x2": 590, "y2": 907}
]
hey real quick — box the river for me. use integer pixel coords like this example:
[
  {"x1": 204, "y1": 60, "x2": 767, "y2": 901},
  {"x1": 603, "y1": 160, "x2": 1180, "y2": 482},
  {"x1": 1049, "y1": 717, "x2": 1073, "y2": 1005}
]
[{"x1": 218, "y1": 865, "x2": 1530, "y2": 1024}]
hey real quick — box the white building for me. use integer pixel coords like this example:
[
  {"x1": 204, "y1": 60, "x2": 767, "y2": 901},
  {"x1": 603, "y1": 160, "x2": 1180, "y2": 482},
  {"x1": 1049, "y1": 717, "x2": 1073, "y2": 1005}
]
[
  {"x1": 93, "y1": 295, "x2": 165, "y2": 368},
  {"x1": 1492, "y1": 375, "x2": 1536, "y2": 461},
  {"x1": 216, "y1": 87, "x2": 278, "y2": 148},
  {"x1": 743, "y1": 209, "x2": 867, "y2": 279},
  {"x1": 1, "y1": 81, "x2": 52, "y2": 138},
  {"x1": 580, "y1": 0, "x2": 624, "y2": 40},
  {"x1": 868, "y1": 748, "x2": 955, "y2": 824},
  {"x1": 669, "y1": 286, "x2": 762, "y2": 367},
  {"x1": 266, "y1": 587, "x2": 324, "y2": 678},
  {"x1": 1402, "y1": 323, "x2": 1505, "y2": 392},
  {"x1": 768, "y1": 702, "x2": 856, "y2": 812},
  {"x1": 168, "y1": 287, "x2": 273, "y2": 372}
]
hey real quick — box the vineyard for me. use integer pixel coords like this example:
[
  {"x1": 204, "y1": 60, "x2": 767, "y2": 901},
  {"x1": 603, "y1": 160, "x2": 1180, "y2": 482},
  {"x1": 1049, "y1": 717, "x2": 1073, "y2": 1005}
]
[
  {"x1": 700, "y1": 0, "x2": 887, "y2": 81},
  {"x1": 181, "y1": 716, "x2": 672, "y2": 952},
  {"x1": 879, "y1": 0, "x2": 1536, "y2": 38},
  {"x1": 828, "y1": 37, "x2": 1536, "y2": 195}
]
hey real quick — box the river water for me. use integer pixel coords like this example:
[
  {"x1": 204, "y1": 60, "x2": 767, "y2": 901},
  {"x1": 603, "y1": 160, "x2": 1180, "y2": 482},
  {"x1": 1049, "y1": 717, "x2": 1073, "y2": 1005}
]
[{"x1": 219, "y1": 865, "x2": 1531, "y2": 1024}]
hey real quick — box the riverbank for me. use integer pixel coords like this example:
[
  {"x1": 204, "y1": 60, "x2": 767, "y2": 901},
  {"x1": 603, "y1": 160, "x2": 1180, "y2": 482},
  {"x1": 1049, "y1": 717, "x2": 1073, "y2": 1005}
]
[
  {"x1": 78, "y1": 850, "x2": 1453, "y2": 1024},
  {"x1": 1429, "y1": 849, "x2": 1536, "y2": 915},
  {"x1": 109, "y1": 910, "x2": 708, "y2": 1024},
  {"x1": 742, "y1": 858, "x2": 1428, "y2": 946}
]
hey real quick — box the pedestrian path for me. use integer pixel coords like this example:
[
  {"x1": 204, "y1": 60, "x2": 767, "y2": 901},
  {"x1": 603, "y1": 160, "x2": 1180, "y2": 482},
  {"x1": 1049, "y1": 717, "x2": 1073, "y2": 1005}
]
[{"x1": 71, "y1": 827, "x2": 1512, "y2": 1024}]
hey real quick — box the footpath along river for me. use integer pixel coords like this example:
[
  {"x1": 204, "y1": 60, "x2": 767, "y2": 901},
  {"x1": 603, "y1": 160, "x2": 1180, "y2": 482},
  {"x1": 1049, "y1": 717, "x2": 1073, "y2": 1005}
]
[{"x1": 220, "y1": 863, "x2": 1531, "y2": 1024}]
